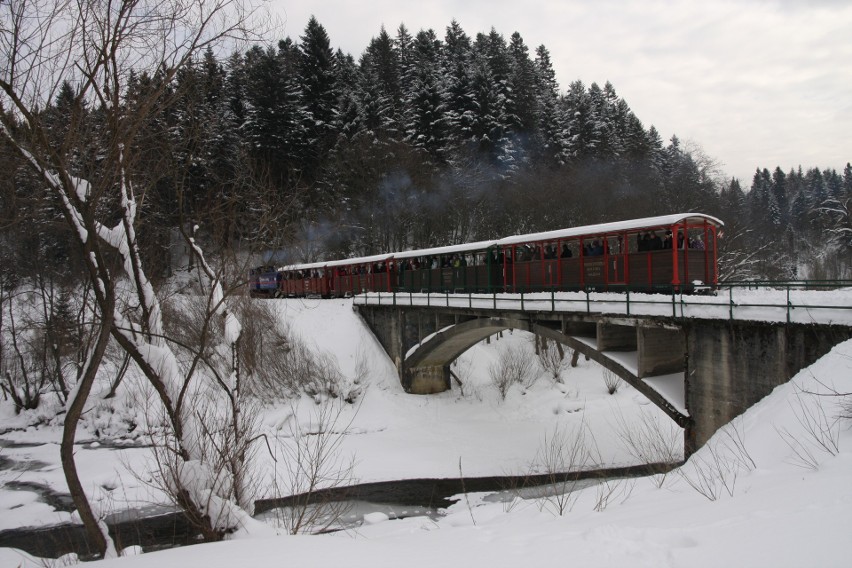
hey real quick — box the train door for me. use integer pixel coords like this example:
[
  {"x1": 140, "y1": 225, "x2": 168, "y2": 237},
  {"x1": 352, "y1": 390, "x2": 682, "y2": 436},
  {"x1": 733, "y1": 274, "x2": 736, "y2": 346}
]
[
  {"x1": 605, "y1": 234, "x2": 627, "y2": 288},
  {"x1": 542, "y1": 242, "x2": 559, "y2": 289}
]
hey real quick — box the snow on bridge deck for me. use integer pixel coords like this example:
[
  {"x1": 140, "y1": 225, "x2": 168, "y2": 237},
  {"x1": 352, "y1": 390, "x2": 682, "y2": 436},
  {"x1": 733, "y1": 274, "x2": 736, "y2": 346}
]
[{"x1": 355, "y1": 287, "x2": 852, "y2": 326}]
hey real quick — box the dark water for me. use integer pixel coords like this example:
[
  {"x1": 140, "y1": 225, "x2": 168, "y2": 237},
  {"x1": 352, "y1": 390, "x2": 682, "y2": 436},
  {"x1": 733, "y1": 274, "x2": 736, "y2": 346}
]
[{"x1": 0, "y1": 462, "x2": 675, "y2": 559}]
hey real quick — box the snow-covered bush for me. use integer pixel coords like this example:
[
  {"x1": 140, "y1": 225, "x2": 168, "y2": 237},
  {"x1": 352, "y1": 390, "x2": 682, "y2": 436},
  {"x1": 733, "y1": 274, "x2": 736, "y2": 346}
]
[
  {"x1": 601, "y1": 368, "x2": 623, "y2": 395},
  {"x1": 489, "y1": 343, "x2": 536, "y2": 400},
  {"x1": 535, "y1": 335, "x2": 568, "y2": 383}
]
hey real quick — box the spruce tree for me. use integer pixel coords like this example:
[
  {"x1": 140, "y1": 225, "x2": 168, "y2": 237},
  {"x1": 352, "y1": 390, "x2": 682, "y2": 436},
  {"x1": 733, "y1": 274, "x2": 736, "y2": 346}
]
[{"x1": 299, "y1": 16, "x2": 338, "y2": 182}]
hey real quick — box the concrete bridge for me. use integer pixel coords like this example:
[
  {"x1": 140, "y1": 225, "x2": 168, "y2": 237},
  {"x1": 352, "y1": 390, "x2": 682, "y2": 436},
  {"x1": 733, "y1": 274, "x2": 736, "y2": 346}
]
[{"x1": 355, "y1": 290, "x2": 852, "y2": 454}]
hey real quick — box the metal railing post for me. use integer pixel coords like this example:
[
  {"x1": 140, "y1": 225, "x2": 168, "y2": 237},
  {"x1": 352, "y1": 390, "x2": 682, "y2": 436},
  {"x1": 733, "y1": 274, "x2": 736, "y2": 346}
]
[
  {"x1": 672, "y1": 290, "x2": 676, "y2": 318},
  {"x1": 729, "y1": 286, "x2": 734, "y2": 320},
  {"x1": 786, "y1": 284, "x2": 792, "y2": 324}
]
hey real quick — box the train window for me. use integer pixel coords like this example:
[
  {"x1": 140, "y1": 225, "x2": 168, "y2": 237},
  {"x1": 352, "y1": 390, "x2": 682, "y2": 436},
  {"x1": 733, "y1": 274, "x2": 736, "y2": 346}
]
[
  {"x1": 606, "y1": 235, "x2": 623, "y2": 255},
  {"x1": 687, "y1": 228, "x2": 709, "y2": 250},
  {"x1": 542, "y1": 243, "x2": 558, "y2": 259},
  {"x1": 557, "y1": 241, "x2": 579, "y2": 258}
]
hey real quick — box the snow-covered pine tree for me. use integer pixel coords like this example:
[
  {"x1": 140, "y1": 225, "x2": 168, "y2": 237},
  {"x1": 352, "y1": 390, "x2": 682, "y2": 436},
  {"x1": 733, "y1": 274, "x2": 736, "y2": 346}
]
[{"x1": 299, "y1": 17, "x2": 338, "y2": 184}]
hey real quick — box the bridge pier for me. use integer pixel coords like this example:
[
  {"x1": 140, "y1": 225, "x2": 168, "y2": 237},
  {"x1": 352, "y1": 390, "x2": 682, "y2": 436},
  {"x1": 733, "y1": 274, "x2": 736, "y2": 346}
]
[
  {"x1": 684, "y1": 320, "x2": 852, "y2": 452},
  {"x1": 406, "y1": 365, "x2": 451, "y2": 394}
]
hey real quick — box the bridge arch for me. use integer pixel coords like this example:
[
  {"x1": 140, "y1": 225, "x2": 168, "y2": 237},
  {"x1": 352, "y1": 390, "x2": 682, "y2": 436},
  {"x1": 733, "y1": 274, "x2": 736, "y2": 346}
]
[
  {"x1": 404, "y1": 316, "x2": 689, "y2": 428},
  {"x1": 406, "y1": 316, "x2": 533, "y2": 369}
]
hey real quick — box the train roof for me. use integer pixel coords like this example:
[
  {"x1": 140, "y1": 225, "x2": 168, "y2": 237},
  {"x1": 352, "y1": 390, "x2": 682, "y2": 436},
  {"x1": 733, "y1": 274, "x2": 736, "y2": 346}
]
[
  {"x1": 496, "y1": 213, "x2": 723, "y2": 247},
  {"x1": 391, "y1": 238, "x2": 500, "y2": 260},
  {"x1": 276, "y1": 213, "x2": 723, "y2": 272}
]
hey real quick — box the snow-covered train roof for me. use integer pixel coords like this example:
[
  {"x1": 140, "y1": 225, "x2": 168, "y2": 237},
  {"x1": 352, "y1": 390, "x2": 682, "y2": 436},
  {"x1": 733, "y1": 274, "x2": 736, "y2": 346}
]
[
  {"x1": 391, "y1": 238, "x2": 500, "y2": 260},
  {"x1": 496, "y1": 213, "x2": 723, "y2": 247},
  {"x1": 276, "y1": 213, "x2": 723, "y2": 272}
]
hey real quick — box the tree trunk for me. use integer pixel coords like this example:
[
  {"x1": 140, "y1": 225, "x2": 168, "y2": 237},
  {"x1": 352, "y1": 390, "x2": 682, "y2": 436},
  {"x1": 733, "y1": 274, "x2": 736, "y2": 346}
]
[{"x1": 59, "y1": 315, "x2": 113, "y2": 557}]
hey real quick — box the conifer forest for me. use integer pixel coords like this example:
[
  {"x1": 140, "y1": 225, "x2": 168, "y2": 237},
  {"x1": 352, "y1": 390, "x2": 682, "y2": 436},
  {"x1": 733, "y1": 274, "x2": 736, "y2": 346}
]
[{"x1": 2, "y1": 17, "x2": 850, "y2": 285}]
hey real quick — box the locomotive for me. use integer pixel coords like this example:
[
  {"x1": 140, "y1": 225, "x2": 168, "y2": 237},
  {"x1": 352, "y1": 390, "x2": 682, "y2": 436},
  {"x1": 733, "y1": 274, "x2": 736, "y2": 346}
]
[{"x1": 249, "y1": 213, "x2": 722, "y2": 298}]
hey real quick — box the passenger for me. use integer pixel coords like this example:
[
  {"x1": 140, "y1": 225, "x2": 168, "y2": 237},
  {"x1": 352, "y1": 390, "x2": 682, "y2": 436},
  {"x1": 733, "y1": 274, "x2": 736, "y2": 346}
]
[
  {"x1": 650, "y1": 232, "x2": 663, "y2": 250},
  {"x1": 677, "y1": 231, "x2": 685, "y2": 249},
  {"x1": 561, "y1": 244, "x2": 573, "y2": 258},
  {"x1": 663, "y1": 230, "x2": 673, "y2": 249},
  {"x1": 430, "y1": 257, "x2": 439, "y2": 269},
  {"x1": 691, "y1": 236, "x2": 705, "y2": 250}
]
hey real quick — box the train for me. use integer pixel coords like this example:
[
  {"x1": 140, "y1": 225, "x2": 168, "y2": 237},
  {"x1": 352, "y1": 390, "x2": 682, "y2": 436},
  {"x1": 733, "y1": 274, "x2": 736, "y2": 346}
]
[{"x1": 249, "y1": 213, "x2": 723, "y2": 298}]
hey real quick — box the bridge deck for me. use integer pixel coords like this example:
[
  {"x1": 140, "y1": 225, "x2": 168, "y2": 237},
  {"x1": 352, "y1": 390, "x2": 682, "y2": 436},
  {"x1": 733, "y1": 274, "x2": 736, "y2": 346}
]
[{"x1": 355, "y1": 287, "x2": 852, "y2": 326}]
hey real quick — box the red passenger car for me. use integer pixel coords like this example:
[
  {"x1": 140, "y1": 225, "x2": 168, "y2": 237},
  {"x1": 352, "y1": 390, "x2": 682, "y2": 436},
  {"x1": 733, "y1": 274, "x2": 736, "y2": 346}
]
[
  {"x1": 498, "y1": 214, "x2": 721, "y2": 292},
  {"x1": 250, "y1": 213, "x2": 723, "y2": 297}
]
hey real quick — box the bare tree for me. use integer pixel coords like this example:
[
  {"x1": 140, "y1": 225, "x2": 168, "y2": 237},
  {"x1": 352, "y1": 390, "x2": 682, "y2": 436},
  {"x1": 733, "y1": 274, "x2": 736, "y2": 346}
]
[
  {"x1": 678, "y1": 419, "x2": 754, "y2": 501},
  {"x1": 1, "y1": 0, "x2": 269, "y2": 556},
  {"x1": 270, "y1": 400, "x2": 357, "y2": 534},
  {"x1": 532, "y1": 421, "x2": 597, "y2": 516},
  {"x1": 614, "y1": 408, "x2": 682, "y2": 488}
]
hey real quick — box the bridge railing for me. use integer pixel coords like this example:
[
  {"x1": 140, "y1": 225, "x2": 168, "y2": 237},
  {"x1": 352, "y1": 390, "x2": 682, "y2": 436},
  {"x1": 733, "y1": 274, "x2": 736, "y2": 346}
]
[{"x1": 353, "y1": 280, "x2": 852, "y2": 326}]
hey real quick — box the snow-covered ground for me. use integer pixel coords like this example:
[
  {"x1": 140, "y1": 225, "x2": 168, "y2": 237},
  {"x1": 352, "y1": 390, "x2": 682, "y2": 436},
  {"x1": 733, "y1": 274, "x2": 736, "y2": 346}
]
[{"x1": 1, "y1": 297, "x2": 851, "y2": 567}]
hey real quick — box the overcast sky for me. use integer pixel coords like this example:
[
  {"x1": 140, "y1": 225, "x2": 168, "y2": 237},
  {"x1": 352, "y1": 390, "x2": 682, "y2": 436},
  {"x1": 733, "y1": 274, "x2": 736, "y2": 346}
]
[{"x1": 270, "y1": 0, "x2": 851, "y2": 186}]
